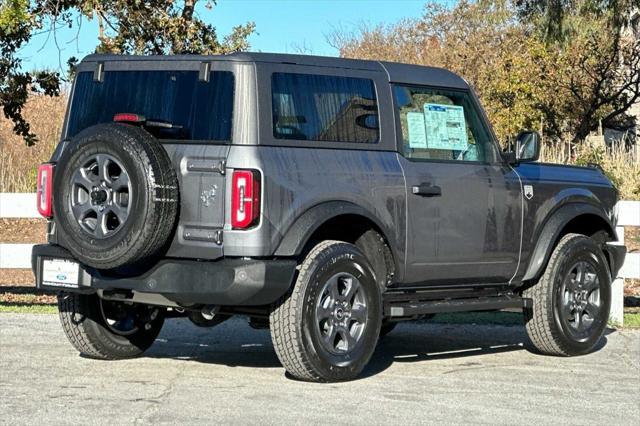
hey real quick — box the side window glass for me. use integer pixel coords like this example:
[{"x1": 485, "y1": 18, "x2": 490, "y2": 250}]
[
  {"x1": 271, "y1": 73, "x2": 379, "y2": 143},
  {"x1": 393, "y1": 85, "x2": 497, "y2": 162}
]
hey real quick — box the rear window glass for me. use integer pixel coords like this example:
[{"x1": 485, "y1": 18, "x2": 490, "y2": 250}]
[
  {"x1": 66, "y1": 70, "x2": 234, "y2": 141},
  {"x1": 271, "y1": 72, "x2": 379, "y2": 143}
]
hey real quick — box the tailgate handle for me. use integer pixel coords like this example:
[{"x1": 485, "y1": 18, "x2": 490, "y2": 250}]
[
  {"x1": 187, "y1": 159, "x2": 226, "y2": 174},
  {"x1": 412, "y1": 184, "x2": 442, "y2": 197}
]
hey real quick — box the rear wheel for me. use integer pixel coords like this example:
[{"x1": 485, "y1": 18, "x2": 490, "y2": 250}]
[
  {"x1": 270, "y1": 241, "x2": 382, "y2": 382},
  {"x1": 523, "y1": 233, "x2": 611, "y2": 356},
  {"x1": 58, "y1": 293, "x2": 164, "y2": 359}
]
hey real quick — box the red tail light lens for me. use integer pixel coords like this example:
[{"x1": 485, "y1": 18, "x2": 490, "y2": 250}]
[
  {"x1": 113, "y1": 113, "x2": 145, "y2": 123},
  {"x1": 36, "y1": 163, "x2": 54, "y2": 218},
  {"x1": 231, "y1": 169, "x2": 261, "y2": 229}
]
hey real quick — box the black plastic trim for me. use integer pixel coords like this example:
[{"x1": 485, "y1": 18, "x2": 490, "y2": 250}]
[
  {"x1": 522, "y1": 203, "x2": 615, "y2": 282},
  {"x1": 32, "y1": 244, "x2": 297, "y2": 306},
  {"x1": 385, "y1": 295, "x2": 530, "y2": 317},
  {"x1": 603, "y1": 243, "x2": 626, "y2": 279},
  {"x1": 273, "y1": 201, "x2": 402, "y2": 281}
]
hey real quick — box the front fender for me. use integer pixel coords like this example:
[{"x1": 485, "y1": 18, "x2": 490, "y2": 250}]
[{"x1": 522, "y1": 202, "x2": 615, "y2": 282}]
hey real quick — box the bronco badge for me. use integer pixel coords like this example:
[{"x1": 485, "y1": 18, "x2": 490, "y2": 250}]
[{"x1": 524, "y1": 184, "x2": 534, "y2": 200}]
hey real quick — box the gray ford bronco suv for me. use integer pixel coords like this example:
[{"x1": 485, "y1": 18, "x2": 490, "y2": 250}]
[{"x1": 32, "y1": 53, "x2": 626, "y2": 382}]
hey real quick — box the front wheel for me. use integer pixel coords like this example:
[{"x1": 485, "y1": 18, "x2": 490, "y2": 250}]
[
  {"x1": 270, "y1": 241, "x2": 382, "y2": 382},
  {"x1": 58, "y1": 293, "x2": 165, "y2": 359},
  {"x1": 523, "y1": 233, "x2": 611, "y2": 356}
]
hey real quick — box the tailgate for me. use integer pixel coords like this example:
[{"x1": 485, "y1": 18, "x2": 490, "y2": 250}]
[{"x1": 163, "y1": 144, "x2": 229, "y2": 260}]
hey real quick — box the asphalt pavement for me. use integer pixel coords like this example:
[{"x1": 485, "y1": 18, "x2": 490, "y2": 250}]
[{"x1": 1, "y1": 313, "x2": 638, "y2": 425}]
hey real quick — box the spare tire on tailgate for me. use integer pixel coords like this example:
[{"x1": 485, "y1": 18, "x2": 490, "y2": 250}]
[{"x1": 53, "y1": 123, "x2": 179, "y2": 270}]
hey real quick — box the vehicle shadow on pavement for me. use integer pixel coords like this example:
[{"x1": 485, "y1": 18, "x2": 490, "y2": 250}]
[
  {"x1": 146, "y1": 318, "x2": 282, "y2": 368},
  {"x1": 362, "y1": 325, "x2": 529, "y2": 378},
  {"x1": 143, "y1": 319, "x2": 611, "y2": 379},
  {"x1": 361, "y1": 325, "x2": 612, "y2": 379}
]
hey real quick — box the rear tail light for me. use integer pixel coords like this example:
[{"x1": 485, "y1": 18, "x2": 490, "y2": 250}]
[
  {"x1": 113, "y1": 113, "x2": 145, "y2": 123},
  {"x1": 231, "y1": 169, "x2": 261, "y2": 229},
  {"x1": 36, "y1": 163, "x2": 54, "y2": 218}
]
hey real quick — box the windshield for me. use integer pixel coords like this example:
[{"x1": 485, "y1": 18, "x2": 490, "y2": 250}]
[{"x1": 66, "y1": 70, "x2": 234, "y2": 141}]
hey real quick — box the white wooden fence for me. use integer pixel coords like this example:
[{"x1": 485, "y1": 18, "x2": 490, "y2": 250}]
[{"x1": 1, "y1": 193, "x2": 638, "y2": 324}]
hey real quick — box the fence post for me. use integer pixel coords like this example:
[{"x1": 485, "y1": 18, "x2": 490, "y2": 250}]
[
  {"x1": 609, "y1": 225, "x2": 626, "y2": 327},
  {"x1": 610, "y1": 279, "x2": 625, "y2": 327}
]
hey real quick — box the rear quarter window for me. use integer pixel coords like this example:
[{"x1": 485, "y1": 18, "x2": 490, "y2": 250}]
[
  {"x1": 66, "y1": 70, "x2": 234, "y2": 141},
  {"x1": 271, "y1": 72, "x2": 379, "y2": 143}
]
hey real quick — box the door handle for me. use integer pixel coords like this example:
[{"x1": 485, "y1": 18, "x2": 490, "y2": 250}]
[{"x1": 412, "y1": 184, "x2": 442, "y2": 197}]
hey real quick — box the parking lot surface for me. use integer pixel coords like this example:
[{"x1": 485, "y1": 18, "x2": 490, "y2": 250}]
[{"x1": 1, "y1": 313, "x2": 638, "y2": 425}]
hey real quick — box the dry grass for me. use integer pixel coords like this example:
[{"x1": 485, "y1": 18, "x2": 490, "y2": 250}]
[
  {"x1": 0, "y1": 219, "x2": 47, "y2": 243},
  {"x1": 0, "y1": 292, "x2": 56, "y2": 305},
  {"x1": 0, "y1": 94, "x2": 67, "y2": 193},
  {"x1": 0, "y1": 269, "x2": 36, "y2": 286}
]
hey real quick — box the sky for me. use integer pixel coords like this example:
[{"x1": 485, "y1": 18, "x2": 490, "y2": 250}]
[{"x1": 17, "y1": 0, "x2": 441, "y2": 72}]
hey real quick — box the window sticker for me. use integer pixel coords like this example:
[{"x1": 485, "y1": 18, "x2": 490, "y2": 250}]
[
  {"x1": 406, "y1": 112, "x2": 427, "y2": 148},
  {"x1": 423, "y1": 103, "x2": 468, "y2": 150}
]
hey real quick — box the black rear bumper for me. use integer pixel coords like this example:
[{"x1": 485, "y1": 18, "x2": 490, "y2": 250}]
[{"x1": 32, "y1": 244, "x2": 297, "y2": 306}]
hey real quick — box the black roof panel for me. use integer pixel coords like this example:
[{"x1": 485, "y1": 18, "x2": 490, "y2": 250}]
[{"x1": 81, "y1": 52, "x2": 469, "y2": 88}]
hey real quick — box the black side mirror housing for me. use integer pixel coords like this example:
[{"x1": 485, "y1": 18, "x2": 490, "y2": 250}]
[
  {"x1": 515, "y1": 130, "x2": 541, "y2": 162},
  {"x1": 503, "y1": 130, "x2": 541, "y2": 164}
]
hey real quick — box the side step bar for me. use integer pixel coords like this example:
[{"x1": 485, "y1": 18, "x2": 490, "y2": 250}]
[{"x1": 384, "y1": 295, "x2": 532, "y2": 318}]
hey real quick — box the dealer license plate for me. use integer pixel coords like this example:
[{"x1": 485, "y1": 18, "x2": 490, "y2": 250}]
[{"x1": 42, "y1": 259, "x2": 80, "y2": 288}]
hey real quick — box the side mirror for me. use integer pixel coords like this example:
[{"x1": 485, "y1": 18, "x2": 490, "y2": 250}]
[{"x1": 515, "y1": 131, "x2": 541, "y2": 162}]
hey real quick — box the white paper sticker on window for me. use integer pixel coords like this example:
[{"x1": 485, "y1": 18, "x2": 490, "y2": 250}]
[
  {"x1": 423, "y1": 103, "x2": 468, "y2": 150},
  {"x1": 406, "y1": 112, "x2": 427, "y2": 148}
]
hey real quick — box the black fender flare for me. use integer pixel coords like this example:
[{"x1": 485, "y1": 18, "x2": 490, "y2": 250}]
[
  {"x1": 273, "y1": 201, "x2": 401, "y2": 275},
  {"x1": 522, "y1": 202, "x2": 615, "y2": 282}
]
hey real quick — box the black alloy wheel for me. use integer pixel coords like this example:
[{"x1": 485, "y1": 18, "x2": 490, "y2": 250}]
[
  {"x1": 315, "y1": 272, "x2": 369, "y2": 355},
  {"x1": 557, "y1": 260, "x2": 603, "y2": 341},
  {"x1": 70, "y1": 154, "x2": 132, "y2": 239}
]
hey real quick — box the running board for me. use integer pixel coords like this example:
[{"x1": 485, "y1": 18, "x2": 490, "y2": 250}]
[{"x1": 384, "y1": 295, "x2": 532, "y2": 318}]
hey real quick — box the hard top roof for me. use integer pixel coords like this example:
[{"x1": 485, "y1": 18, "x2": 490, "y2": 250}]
[{"x1": 81, "y1": 52, "x2": 469, "y2": 89}]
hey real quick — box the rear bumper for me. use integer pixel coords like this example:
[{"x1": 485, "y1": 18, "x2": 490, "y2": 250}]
[
  {"x1": 604, "y1": 243, "x2": 626, "y2": 279},
  {"x1": 32, "y1": 244, "x2": 297, "y2": 306}
]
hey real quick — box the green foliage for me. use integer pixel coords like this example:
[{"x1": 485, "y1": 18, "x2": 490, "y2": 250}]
[
  {"x1": 0, "y1": 0, "x2": 255, "y2": 145},
  {"x1": 86, "y1": 1, "x2": 255, "y2": 55},
  {"x1": 516, "y1": 0, "x2": 640, "y2": 42},
  {"x1": 624, "y1": 312, "x2": 640, "y2": 328},
  {"x1": 574, "y1": 145, "x2": 622, "y2": 188},
  {"x1": 0, "y1": 0, "x2": 30, "y2": 33},
  {"x1": 575, "y1": 145, "x2": 607, "y2": 167}
]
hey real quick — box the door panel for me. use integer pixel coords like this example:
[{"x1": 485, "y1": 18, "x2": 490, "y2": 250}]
[
  {"x1": 400, "y1": 157, "x2": 522, "y2": 284},
  {"x1": 392, "y1": 84, "x2": 522, "y2": 285}
]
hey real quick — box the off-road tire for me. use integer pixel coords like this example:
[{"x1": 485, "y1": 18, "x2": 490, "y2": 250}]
[
  {"x1": 523, "y1": 233, "x2": 611, "y2": 356},
  {"x1": 270, "y1": 241, "x2": 382, "y2": 382},
  {"x1": 58, "y1": 292, "x2": 164, "y2": 359},
  {"x1": 54, "y1": 123, "x2": 179, "y2": 270}
]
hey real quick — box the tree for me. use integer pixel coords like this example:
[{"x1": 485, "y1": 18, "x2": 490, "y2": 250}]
[
  {"x1": 0, "y1": 0, "x2": 255, "y2": 145},
  {"x1": 331, "y1": 0, "x2": 548, "y2": 144},
  {"x1": 516, "y1": 0, "x2": 640, "y2": 144},
  {"x1": 515, "y1": 0, "x2": 640, "y2": 42},
  {"x1": 331, "y1": 0, "x2": 640, "y2": 146},
  {"x1": 1, "y1": 0, "x2": 62, "y2": 146}
]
